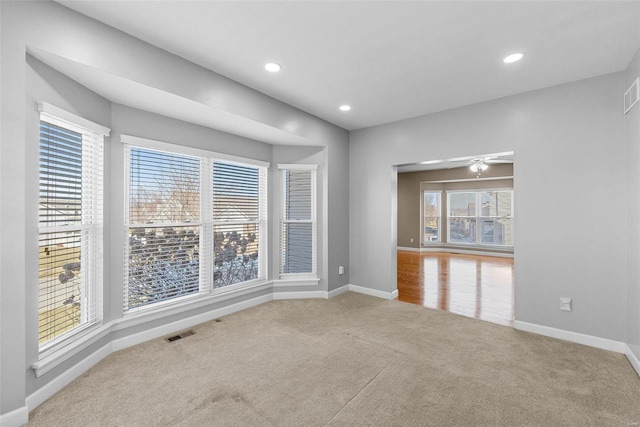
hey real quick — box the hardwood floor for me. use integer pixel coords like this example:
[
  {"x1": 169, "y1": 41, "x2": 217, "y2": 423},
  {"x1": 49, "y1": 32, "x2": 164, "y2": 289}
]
[{"x1": 397, "y1": 251, "x2": 514, "y2": 326}]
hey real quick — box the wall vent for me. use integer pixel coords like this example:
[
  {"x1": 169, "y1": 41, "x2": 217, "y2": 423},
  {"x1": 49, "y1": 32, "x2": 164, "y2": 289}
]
[
  {"x1": 624, "y1": 77, "x2": 639, "y2": 114},
  {"x1": 165, "y1": 329, "x2": 196, "y2": 343}
]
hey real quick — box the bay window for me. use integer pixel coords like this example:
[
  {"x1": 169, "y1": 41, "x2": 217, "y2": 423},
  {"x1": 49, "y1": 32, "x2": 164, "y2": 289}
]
[{"x1": 123, "y1": 136, "x2": 268, "y2": 313}]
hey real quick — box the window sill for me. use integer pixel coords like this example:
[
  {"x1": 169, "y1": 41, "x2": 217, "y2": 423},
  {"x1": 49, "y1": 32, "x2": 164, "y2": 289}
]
[
  {"x1": 117, "y1": 280, "x2": 273, "y2": 331},
  {"x1": 32, "y1": 322, "x2": 111, "y2": 378}
]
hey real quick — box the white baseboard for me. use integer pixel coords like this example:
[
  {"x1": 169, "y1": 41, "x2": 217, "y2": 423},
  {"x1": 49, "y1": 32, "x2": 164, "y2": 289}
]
[
  {"x1": 328, "y1": 285, "x2": 350, "y2": 298},
  {"x1": 272, "y1": 278, "x2": 320, "y2": 287},
  {"x1": 273, "y1": 291, "x2": 329, "y2": 300},
  {"x1": 513, "y1": 321, "x2": 627, "y2": 353},
  {"x1": 348, "y1": 284, "x2": 398, "y2": 300},
  {"x1": 19, "y1": 283, "x2": 398, "y2": 423},
  {"x1": 419, "y1": 246, "x2": 514, "y2": 258},
  {"x1": 0, "y1": 405, "x2": 28, "y2": 427},
  {"x1": 27, "y1": 342, "x2": 112, "y2": 412},
  {"x1": 625, "y1": 344, "x2": 640, "y2": 377},
  {"x1": 397, "y1": 246, "x2": 421, "y2": 252},
  {"x1": 25, "y1": 293, "x2": 273, "y2": 415}
]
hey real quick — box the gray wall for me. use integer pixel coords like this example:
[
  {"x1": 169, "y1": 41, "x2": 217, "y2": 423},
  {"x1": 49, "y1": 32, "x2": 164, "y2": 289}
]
[
  {"x1": 0, "y1": 0, "x2": 349, "y2": 419},
  {"x1": 397, "y1": 165, "x2": 513, "y2": 248},
  {"x1": 625, "y1": 47, "x2": 640, "y2": 363},
  {"x1": 351, "y1": 72, "x2": 627, "y2": 343}
]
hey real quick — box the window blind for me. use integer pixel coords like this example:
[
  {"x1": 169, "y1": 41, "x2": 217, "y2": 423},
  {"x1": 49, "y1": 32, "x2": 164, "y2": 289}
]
[
  {"x1": 280, "y1": 168, "x2": 316, "y2": 275},
  {"x1": 125, "y1": 147, "x2": 202, "y2": 310},
  {"x1": 212, "y1": 161, "x2": 266, "y2": 288},
  {"x1": 123, "y1": 141, "x2": 268, "y2": 311},
  {"x1": 38, "y1": 118, "x2": 104, "y2": 349}
]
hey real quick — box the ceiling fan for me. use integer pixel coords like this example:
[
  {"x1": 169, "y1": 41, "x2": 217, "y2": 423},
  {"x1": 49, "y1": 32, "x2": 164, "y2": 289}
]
[{"x1": 464, "y1": 156, "x2": 513, "y2": 177}]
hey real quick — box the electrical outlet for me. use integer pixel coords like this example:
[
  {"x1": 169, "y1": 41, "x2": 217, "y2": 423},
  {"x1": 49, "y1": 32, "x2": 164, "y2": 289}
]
[
  {"x1": 338, "y1": 266, "x2": 344, "y2": 275},
  {"x1": 410, "y1": 238, "x2": 413, "y2": 243},
  {"x1": 560, "y1": 297, "x2": 572, "y2": 312}
]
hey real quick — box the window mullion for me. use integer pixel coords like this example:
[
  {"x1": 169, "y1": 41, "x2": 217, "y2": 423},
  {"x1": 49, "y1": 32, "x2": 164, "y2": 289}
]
[{"x1": 200, "y1": 157, "x2": 213, "y2": 293}]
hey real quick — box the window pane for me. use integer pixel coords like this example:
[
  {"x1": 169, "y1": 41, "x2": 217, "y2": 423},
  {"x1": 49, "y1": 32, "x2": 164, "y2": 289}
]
[
  {"x1": 424, "y1": 192, "x2": 439, "y2": 217},
  {"x1": 213, "y1": 162, "x2": 259, "y2": 221},
  {"x1": 127, "y1": 226, "x2": 200, "y2": 309},
  {"x1": 449, "y1": 192, "x2": 476, "y2": 217},
  {"x1": 480, "y1": 218, "x2": 513, "y2": 246},
  {"x1": 39, "y1": 121, "x2": 83, "y2": 226},
  {"x1": 283, "y1": 170, "x2": 312, "y2": 220},
  {"x1": 282, "y1": 222, "x2": 313, "y2": 274},
  {"x1": 130, "y1": 148, "x2": 200, "y2": 224},
  {"x1": 423, "y1": 192, "x2": 440, "y2": 243},
  {"x1": 449, "y1": 218, "x2": 476, "y2": 243},
  {"x1": 213, "y1": 223, "x2": 260, "y2": 288},
  {"x1": 424, "y1": 217, "x2": 439, "y2": 242},
  {"x1": 38, "y1": 230, "x2": 83, "y2": 344},
  {"x1": 480, "y1": 191, "x2": 512, "y2": 217}
]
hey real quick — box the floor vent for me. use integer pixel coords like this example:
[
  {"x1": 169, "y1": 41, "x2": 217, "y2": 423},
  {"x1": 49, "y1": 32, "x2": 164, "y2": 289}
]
[
  {"x1": 625, "y1": 77, "x2": 639, "y2": 114},
  {"x1": 165, "y1": 330, "x2": 196, "y2": 343}
]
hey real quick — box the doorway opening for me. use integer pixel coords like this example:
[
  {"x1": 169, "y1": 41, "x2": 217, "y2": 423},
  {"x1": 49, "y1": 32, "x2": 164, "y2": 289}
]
[{"x1": 395, "y1": 152, "x2": 515, "y2": 326}]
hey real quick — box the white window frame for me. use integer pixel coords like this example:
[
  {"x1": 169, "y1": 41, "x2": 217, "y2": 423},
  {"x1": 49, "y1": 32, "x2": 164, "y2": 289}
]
[
  {"x1": 122, "y1": 135, "x2": 269, "y2": 315},
  {"x1": 446, "y1": 188, "x2": 514, "y2": 247},
  {"x1": 421, "y1": 190, "x2": 442, "y2": 244},
  {"x1": 278, "y1": 164, "x2": 317, "y2": 279},
  {"x1": 37, "y1": 102, "x2": 109, "y2": 355}
]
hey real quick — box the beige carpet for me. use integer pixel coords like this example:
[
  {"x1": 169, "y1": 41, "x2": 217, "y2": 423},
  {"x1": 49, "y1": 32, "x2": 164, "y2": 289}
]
[{"x1": 28, "y1": 292, "x2": 640, "y2": 426}]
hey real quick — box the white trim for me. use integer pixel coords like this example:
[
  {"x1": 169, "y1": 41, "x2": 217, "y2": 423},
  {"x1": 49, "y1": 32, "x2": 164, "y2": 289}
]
[
  {"x1": 279, "y1": 167, "x2": 317, "y2": 276},
  {"x1": 37, "y1": 101, "x2": 110, "y2": 136},
  {"x1": 328, "y1": 285, "x2": 350, "y2": 298},
  {"x1": 624, "y1": 77, "x2": 639, "y2": 114},
  {"x1": 397, "y1": 246, "x2": 421, "y2": 252},
  {"x1": 273, "y1": 291, "x2": 329, "y2": 300},
  {"x1": 0, "y1": 405, "x2": 29, "y2": 427},
  {"x1": 273, "y1": 278, "x2": 320, "y2": 287},
  {"x1": 513, "y1": 321, "x2": 627, "y2": 353},
  {"x1": 419, "y1": 246, "x2": 514, "y2": 258},
  {"x1": 121, "y1": 134, "x2": 270, "y2": 168},
  {"x1": 34, "y1": 281, "x2": 273, "y2": 376},
  {"x1": 277, "y1": 163, "x2": 318, "y2": 170},
  {"x1": 28, "y1": 343, "x2": 112, "y2": 411},
  {"x1": 26, "y1": 293, "x2": 273, "y2": 414},
  {"x1": 348, "y1": 284, "x2": 398, "y2": 300},
  {"x1": 23, "y1": 287, "x2": 398, "y2": 419},
  {"x1": 34, "y1": 323, "x2": 111, "y2": 377},
  {"x1": 625, "y1": 344, "x2": 640, "y2": 377},
  {"x1": 119, "y1": 281, "x2": 273, "y2": 329}
]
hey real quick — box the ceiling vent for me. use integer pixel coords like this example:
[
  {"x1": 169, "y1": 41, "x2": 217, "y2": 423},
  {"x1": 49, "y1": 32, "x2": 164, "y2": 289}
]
[{"x1": 624, "y1": 77, "x2": 639, "y2": 114}]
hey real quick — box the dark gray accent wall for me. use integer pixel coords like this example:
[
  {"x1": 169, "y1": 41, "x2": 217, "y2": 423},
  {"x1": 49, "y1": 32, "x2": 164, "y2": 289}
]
[{"x1": 397, "y1": 164, "x2": 513, "y2": 248}]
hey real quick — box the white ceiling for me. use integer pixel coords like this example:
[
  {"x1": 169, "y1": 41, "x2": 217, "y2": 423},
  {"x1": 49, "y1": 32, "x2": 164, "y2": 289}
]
[{"x1": 57, "y1": 1, "x2": 639, "y2": 131}]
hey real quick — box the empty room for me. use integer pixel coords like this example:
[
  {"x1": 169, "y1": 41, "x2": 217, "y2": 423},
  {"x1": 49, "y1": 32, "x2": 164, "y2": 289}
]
[{"x1": 1, "y1": 1, "x2": 640, "y2": 426}]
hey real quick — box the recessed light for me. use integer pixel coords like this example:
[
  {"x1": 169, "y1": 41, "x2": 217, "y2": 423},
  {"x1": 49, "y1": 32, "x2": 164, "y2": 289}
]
[
  {"x1": 265, "y1": 62, "x2": 282, "y2": 72},
  {"x1": 503, "y1": 53, "x2": 524, "y2": 64},
  {"x1": 339, "y1": 105, "x2": 352, "y2": 112}
]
